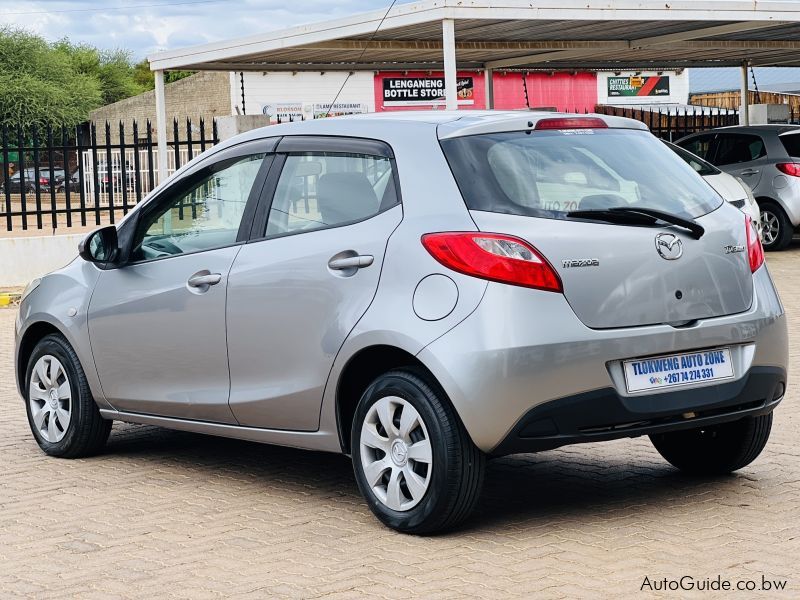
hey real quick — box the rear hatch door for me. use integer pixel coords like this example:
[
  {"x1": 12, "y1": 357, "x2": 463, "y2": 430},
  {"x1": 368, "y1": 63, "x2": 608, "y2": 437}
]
[
  {"x1": 440, "y1": 124, "x2": 754, "y2": 329},
  {"x1": 470, "y1": 207, "x2": 753, "y2": 329}
]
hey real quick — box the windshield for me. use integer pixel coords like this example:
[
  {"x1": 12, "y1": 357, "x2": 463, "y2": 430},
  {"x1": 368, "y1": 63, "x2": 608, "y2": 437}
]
[{"x1": 440, "y1": 129, "x2": 723, "y2": 220}]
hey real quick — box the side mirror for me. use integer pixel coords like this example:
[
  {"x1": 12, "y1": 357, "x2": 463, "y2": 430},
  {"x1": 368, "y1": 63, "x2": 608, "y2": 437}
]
[{"x1": 79, "y1": 225, "x2": 120, "y2": 266}]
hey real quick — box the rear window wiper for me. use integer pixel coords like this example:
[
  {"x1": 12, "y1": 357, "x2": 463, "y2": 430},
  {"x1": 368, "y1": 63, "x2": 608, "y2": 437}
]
[{"x1": 566, "y1": 206, "x2": 705, "y2": 239}]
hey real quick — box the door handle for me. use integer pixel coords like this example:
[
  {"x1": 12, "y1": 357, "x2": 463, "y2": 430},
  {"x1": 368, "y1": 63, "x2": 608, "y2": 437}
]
[
  {"x1": 740, "y1": 169, "x2": 760, "y2": 176},
  {"x1": 188, "y1": 272, "x2": 222, "y2": 289},
  {"x1": 328, "y1": 255, "x2": 374, "y2": 270}
]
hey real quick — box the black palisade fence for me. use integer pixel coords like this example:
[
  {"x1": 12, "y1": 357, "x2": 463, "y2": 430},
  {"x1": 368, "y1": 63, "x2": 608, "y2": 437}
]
[{"x1": 0, "y1": 118, "x2": 219, "y2": 233}]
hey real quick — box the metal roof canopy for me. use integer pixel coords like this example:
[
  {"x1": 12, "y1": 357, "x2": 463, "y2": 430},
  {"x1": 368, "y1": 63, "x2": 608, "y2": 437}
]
[
  {"x1": 147, "y1": 0, "x2": 800, "y2": 179},
  {"x1": 149, "y1": 0, "x2": 800, "y2": 72}
]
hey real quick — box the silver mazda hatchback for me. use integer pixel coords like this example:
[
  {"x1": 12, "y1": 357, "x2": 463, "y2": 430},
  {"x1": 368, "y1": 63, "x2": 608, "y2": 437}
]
[{"x1": 15, "y1": 112, "x2": 788, "y2": 534}]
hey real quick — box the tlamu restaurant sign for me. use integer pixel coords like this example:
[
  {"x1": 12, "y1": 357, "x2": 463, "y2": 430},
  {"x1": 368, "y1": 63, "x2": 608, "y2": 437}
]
[
  {"x1": 608, "y1": 75, "x2": 670, "y2": 97},
  {"x1": 382, "y1": 77, "x2": 474, "y2": 106}
]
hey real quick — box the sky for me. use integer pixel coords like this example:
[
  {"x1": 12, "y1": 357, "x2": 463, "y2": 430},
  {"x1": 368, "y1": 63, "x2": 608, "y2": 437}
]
[
  {"x1": 2, "y1": 0, "x2": 799, "y2": 92},
  {"x1": 0, "y1": 0, "x2": 397, "y2": 59}
]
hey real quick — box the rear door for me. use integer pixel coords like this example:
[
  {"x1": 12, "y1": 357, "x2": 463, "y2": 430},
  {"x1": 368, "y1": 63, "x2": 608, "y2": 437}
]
[
  {"x1": 226, "y1": 136, "x2": 402, "y2": 431},
  {"x1": 713, "y1": 133, "x2": 766, "y2": 189},
  {"x1": 441, "y1": 126, "x2": 754, "y2": 329}
]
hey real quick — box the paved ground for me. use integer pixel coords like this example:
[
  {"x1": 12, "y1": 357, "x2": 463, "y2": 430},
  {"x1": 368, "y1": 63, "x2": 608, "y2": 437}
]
[{"x1": 1, "y1": 251, "x2": 799, "y2": 599}]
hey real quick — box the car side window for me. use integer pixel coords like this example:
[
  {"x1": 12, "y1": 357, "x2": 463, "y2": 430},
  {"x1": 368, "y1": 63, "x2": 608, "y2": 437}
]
[
  {"x1": 678, "y1": 135, "x2": 714, "y2": 160},
  {"x1": 131, "y1": 153, "x2": 265, "y2": 262},
  {"x1": 265, "y1": 152, "x2": 398, "y2": 237},
  {"x1": 714, "y1": 134, "x2": 767, "y2": 166}
]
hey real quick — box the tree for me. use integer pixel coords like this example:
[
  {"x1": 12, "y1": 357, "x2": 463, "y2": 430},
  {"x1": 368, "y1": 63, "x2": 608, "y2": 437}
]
[
  {"x1": 133, "y1": 59, "x2": 194, "y2": 90},
  {"x1": 0, "y1": 28, "x2": 154, "y2": 129},
  {"x1": 0, "y1": 28, "x2": 102, "y2": 129}
]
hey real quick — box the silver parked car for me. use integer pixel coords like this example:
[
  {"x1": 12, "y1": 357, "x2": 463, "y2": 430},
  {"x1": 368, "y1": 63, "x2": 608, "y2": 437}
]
[
  {"x1": 666, "y1": 141, "x2": 761, "y2": 233},
  {"x1": 676, "y1": 125, "x2": 800, "y2": 250},
  {"x1": 15, "y1": 112, "x2": 788, "y2": 534}
]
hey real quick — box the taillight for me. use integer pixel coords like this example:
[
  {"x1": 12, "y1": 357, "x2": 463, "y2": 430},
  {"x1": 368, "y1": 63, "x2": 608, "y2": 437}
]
[
  {"x1": 421, "y1": 232, "x2": 562, "y2": 292},
  {"x1": 776, "y1": 163, "x2": 800, "y2": 177},
  {"x1": 534, "y1": 117, "x2": 608, "y2": 130},
  {"x1": 746, "y1": 215, "x2": 764, "y2": 273},
  {"x1": 39, "y1": 177, "x2": 48, "y2": 185}
]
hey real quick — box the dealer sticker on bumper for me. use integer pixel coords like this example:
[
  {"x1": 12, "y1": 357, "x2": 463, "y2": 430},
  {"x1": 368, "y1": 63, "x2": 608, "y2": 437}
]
[{"x1": 623, "y1": 348, "x2": 735, "y2": 393}]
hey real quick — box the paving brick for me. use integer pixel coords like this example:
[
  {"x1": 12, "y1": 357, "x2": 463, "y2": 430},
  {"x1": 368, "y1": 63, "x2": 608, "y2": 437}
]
[{"x1": 1, "y1": 250, "x2": 799, "y2": 598}]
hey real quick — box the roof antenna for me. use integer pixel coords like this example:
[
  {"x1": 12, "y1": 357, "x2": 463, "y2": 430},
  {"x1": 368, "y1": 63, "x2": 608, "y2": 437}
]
[{"x1": 324, "y1": 0, "x2": 399, "y2": 118}]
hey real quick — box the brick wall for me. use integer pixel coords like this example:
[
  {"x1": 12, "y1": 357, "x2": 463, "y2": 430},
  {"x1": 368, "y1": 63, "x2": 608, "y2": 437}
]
[{"x1": 89, "y1": 72, "x2": 233, "y2": 141}]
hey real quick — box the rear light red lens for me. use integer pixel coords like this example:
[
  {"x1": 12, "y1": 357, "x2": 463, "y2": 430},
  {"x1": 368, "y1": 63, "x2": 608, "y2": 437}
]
[
  {"x1": 421, "y1": 232, "x2": 562, "y2": 292},
  {"x1": 534, "y1": 117, "x2": 608, "y2": 130},
  {"x1": 39, "y1": 177, "x2": 48, "y2": 184},
  {"x1": 776, "y1": 163, "x2": 800, "y2": 177},
  {"x1": 746, "y1": 215, "x2": 764, "y2": 273}
]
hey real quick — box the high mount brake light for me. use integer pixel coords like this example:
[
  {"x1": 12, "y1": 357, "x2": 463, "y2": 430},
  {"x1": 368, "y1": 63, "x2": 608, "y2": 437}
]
[
  {"x1": 534, "y1": 117, "x2": 608, "y2": 130},
  {"x1": 421, "y1": 232, "x2": 563, "y2": 293},
  {"x1": 746, "y1": 215, "x2": 764, "y2": 273},
  {"x1": 776, "y1": 163, "x2": 800, "y2": 177}
]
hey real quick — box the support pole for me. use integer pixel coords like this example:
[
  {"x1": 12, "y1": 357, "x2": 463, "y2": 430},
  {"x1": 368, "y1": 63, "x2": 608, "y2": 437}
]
[
  {"x1": 154, "y1": 70, "x2": 169, "y2": 184},
  {"x1": 740, "y1": 62, "x2": 750, "y2": 126},
  {"x1": 442, "y1": 19, "x2": 457, "y2": 111},
  {"x1": 484, "y1": 67, "x2": 494, "y2": 109}
]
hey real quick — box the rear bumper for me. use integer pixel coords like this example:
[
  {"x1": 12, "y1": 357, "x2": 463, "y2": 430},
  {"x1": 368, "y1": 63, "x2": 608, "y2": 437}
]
[
  {"x1": 418, "y1": 265, "x2": 788, "y2": 453},
  {"x1": 491, "y1": 366, "x2": 784, "y2": 456}
]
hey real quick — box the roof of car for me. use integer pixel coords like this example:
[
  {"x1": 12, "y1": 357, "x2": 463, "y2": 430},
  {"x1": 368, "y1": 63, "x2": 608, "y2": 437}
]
[
  {"x1": 689, "y1": 124, "x2": 800, "y2": 136},
  {"x1": 227, "y1": 110, "x2": 649, "y2": 150}
]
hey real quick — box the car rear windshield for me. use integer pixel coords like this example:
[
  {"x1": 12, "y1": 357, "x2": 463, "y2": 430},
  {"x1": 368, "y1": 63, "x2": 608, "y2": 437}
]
[
  {"x1": 440, "y1": 128, "x2": 723, "y2": 220},
  {"x1": 779, "y1": 132, "x2": 800, "y2": 158}
]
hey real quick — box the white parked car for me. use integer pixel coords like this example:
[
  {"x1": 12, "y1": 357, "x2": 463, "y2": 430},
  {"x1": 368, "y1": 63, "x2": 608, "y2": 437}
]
[{"x1": 667, "y1": 141, "x2": 761, "y2": 236}]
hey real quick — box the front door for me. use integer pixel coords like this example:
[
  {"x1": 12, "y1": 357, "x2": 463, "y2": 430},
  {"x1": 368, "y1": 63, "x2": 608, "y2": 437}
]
[
  {"x1": 88, "y1": 144, "x2": 272, "y2": 422},
  {"x1": 226, "y1": 139, "x2": 402, "y2": 431}
]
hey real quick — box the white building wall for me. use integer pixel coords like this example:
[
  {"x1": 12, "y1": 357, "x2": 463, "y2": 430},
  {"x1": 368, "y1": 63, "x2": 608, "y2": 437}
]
[
  {"x1": 596, "y1": 70, "x2": 689, "y2": 105},
  {"x1": 232, "y1": 71, "x2": 375, "y2": 121}
]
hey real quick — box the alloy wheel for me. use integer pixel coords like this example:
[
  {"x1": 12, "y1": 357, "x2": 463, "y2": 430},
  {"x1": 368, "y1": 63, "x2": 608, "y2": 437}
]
[
  {"x1": 761, "y1": 210, "x2": 780, "y2": 246},
  {"x1": 28, "y1": 355, "x2": 72, "y2": 443},
  {"x1": 359, "y1": 395, "x2": 433, "y2": 511}
]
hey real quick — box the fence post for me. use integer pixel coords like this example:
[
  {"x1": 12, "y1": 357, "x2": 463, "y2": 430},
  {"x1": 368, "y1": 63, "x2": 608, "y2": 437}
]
[
  {"x1": 186, "y1": 118, "x2": 194, "y2": 162},
  {"x1": 132, "y1": 120, "x2": 143, "y2": 204},
  {"x1": 75, "y1": 124, "x2": 87, "y2": 226},
  {"x1": 31, "y1": 125, "x2": 43, "y2": 230},
  {"x1": 104, "y1": 121, "x2": 115, "y2": 224},
  {"x1": 46, "y1": 124, "x2": 57, "y2": 230},
  {"x1": 90, "y1": 123, "x2": 101, "y2": 225},
  {"x1": 61, "y1": 125, "x2": 72, "y2": 228},
  {"x1": 146, "y1": 120, "x2": 155, "y2": 192},
  {"x1": 2, "y1": 125, "x2": 11, "y2": 231},
  {"x1": 16, "y1": 125, "x2": 27, "y2": 230},
  {"x1": 119, "y1": 121, "x2": 129, "y2": 215},
  {"x1": 172, "y1": 118, "x2": 181, "y2": 173},
  {"x1": 199, "y1": 118, "x2": 207, "y2": 153}
]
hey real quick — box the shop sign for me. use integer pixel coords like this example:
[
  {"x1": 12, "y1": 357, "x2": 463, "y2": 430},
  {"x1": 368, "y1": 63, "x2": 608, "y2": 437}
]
[
  {"x1": 608, "y1": 76, "x2": 670, "y2": 97},
  {"x1": 382, "y1": 77, "x2": 474, "y2": 106}
]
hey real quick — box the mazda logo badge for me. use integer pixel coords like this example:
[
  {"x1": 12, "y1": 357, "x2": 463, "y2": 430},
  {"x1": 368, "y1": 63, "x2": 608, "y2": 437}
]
[{"x1": 655, "y1": 233, "x2": 683, "y2": 260}]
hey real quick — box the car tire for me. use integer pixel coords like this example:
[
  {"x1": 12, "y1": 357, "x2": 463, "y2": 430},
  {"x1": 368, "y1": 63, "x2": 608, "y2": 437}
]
[
  {"x1": 351, "y1": 368, "x2": 485, "y2": 534},
  {"x1": 759, "y1": 201, "x2": 793, "y2": 251},
  {"x1": 649, "y1": 413, "x2": 772, "y2": 475},
  {"x1": 24, "y1": 334, "x2": 111, "y2": 458}
]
